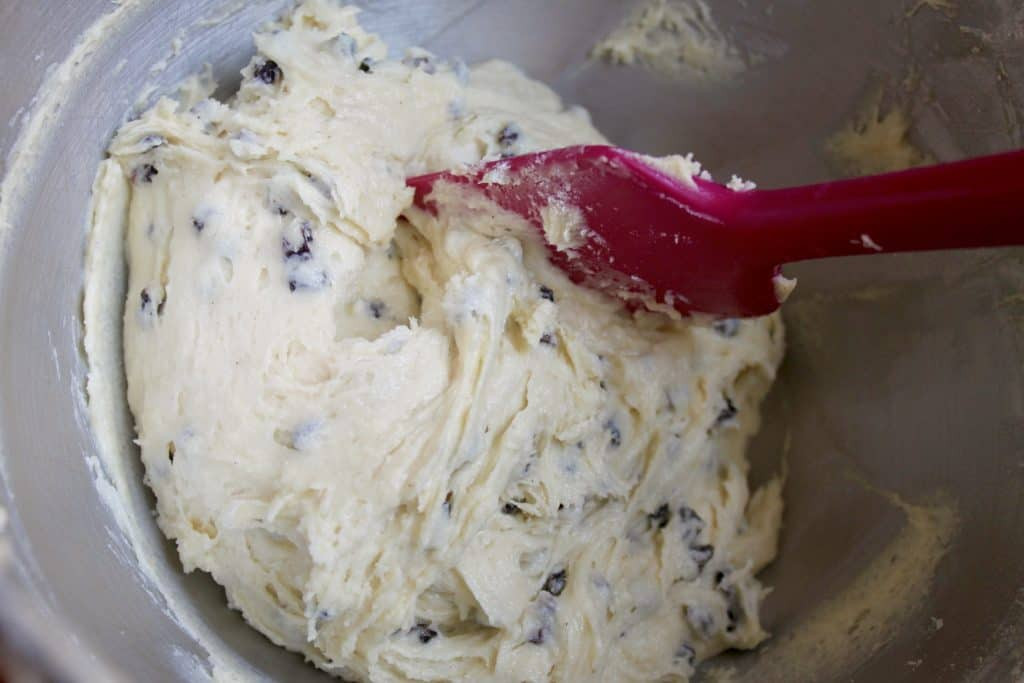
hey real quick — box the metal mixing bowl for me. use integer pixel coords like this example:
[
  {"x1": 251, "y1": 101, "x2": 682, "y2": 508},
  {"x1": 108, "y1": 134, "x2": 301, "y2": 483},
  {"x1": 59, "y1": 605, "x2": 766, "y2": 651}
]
[{"x1": 2, "y1": 1, "x2": 1024, "y2": 680}]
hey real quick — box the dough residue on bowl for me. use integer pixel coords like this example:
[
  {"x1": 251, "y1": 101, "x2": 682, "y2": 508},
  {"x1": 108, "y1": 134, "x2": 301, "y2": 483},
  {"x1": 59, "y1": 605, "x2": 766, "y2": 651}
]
[
  {"x1": 825, "y1": 90, "x2": 931, "y2": 177},
  {"x1": 591, "y1": 0, "x2": 748, "y2": 80},
  {"x1": 87, "y1": 1, "x2": 787, "y2": 681},
  {"x1": 708, "y1": 487, "x2": 957, "y2": 682}
]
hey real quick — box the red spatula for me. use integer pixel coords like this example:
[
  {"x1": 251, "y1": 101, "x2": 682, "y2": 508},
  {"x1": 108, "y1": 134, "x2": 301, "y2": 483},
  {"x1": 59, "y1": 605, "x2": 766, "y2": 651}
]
[{"x1": 408, "y1": 145, "x2": 1024, "y2": 317}]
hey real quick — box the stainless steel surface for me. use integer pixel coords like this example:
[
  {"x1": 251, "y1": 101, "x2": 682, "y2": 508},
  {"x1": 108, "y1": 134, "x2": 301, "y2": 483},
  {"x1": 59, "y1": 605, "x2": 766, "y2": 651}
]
[{"x1": 1, "y1": 0, "x2": 1023, "y2": 681}]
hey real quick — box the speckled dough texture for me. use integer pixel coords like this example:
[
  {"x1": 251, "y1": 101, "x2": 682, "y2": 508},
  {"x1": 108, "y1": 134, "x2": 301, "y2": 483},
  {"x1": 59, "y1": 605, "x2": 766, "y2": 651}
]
[{"x1": 91, "y1": 2, "x2": 786, "y2": 681}]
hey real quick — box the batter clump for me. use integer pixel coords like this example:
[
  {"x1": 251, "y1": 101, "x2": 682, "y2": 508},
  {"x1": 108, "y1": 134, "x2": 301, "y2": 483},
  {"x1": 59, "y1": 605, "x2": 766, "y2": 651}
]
[{"x1": 92, "y1": 1, "x2": 785, "y2": 680}]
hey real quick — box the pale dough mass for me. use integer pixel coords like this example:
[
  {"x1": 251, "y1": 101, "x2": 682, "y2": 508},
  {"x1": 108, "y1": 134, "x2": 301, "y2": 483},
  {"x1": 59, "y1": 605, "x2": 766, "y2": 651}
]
[{"x1": 91, "y1": 1, "x2": 786, "y2": 680}]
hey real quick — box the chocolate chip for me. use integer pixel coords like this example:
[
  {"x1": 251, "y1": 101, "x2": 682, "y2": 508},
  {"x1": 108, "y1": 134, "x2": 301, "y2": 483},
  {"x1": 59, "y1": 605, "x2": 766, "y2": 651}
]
[
  {"x1": 167, "y1": 442, "x2": 176, "y2": 462},
  {"x1": 679, "y1": 506, "x2": 706, "y2": 543},
  {"x1": 712, "y1": 318, "x2": 740, "y2": 338},
  {"x1": 358, "y1": 58, "x2": 374, "y2": 73},
  {"x1": 539, "y1": 285, "x2": 555, "y2": 302},
  {"x1": 542, "y1": 569, "x2": 567, "y2": 597},
  {"x1": 539, "y1": 333, "x2": 556, "y2": 347},
  {"x1": 689, "y1": 544, "x2": 715, "y2": 571},
  {"x1": 282, "y1": 222, "x2": 314, "y2": 261},
  {"x1": 192, "y1": 217, "x2": 205, "y2": 233},
  {"x1": 501, "y1": 502, "x2": 521, "y2": 516},
  {"x1": 526, "y1": 592, "x2": 558, "y2": 645},
  {"x1": 715, "y1": 396, "x2": 738, "y2": 425},
  {"x1": 648, "y1": 503, "x2": 671, "y2": 530},
  {"x1": 497, "y1": 124, "x2": 521, "y2": 148},
  {"x1": 412, "y1": 623, "x2": 437, "y2": 643},
  {"x1": 725, "y1": 598, "x2": 745, "y2": 633},
  {"x1": 605, "y1": 420, "x2": 622, "y2": 448},
  {"x1": 140, "y1": 288, "x2": 166, "y2": 316},
  {"x1": 442, "y1": 491, "x2": 453, "y2": 516},
  {"x1": 679, "y1": 506, "x2": 702, "y2": 525},
  {"x1": 254, "y1": 59, "x2": 282, "y2": 84},
  {"x1": 367, "y1": 300, "x2": 386, "y2": 319},
  {"x1": 498, "y1": 124, "x2": 523, "y2": 158},
  {"x1": 132, "y1": 164, "x2": 158, "y2": 184}
]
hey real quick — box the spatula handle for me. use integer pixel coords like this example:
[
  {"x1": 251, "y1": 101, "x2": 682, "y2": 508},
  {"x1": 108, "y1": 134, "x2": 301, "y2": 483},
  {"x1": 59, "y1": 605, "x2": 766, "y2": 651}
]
[{"x1": 742, "y1": 149, "x2": 1024, "y2": 265}]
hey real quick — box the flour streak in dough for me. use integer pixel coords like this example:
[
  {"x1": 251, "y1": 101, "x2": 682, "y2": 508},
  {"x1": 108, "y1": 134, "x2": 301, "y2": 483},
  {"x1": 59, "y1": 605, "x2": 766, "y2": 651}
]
[{"x1": 93, "y1": 2, "x2": 786, "y2": 681}]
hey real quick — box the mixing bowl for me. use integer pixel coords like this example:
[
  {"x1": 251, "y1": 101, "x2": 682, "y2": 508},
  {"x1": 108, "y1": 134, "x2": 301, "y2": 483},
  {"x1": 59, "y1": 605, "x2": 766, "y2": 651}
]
[{"x1": 2, "y1": 0, "x2": 1024, "y2": 680}]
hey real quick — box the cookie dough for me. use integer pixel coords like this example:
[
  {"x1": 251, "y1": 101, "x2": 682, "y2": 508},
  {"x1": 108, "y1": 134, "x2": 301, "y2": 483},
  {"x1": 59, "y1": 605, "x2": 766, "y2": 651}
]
[{"x1": 92, "y1": 1, "x2": 785, "y2": 680}]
